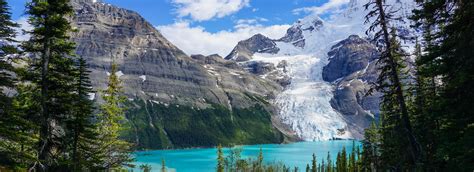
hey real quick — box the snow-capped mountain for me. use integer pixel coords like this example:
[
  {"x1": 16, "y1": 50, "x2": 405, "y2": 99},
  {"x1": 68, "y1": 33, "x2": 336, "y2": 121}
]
[{"x1": 226, "y1": 0, "x2": 416, "y2": 140}]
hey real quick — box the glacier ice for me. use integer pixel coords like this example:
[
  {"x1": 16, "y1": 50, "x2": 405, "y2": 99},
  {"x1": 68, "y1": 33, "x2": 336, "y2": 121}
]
[
  {"x1": 249, "y1": 2, "x2": 372, "y2": 141},
  {"x1": 249, "y1": 0, "x2": 417, "y2": 140}
]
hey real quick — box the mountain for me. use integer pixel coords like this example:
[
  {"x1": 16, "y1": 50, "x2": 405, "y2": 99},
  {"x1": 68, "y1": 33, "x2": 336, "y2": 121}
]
[
  {"x1": 69, "y1": 0, "x2": 292, "y2": 149},
  {"x1": 224, "y1": 34, "x2": 279, "y2": 62},
  {"x1": 225, "y1": 5, "x2": 382, "y2": 140},
  {"x1": 322, "y1": 35, "x2": 381, "y2": 138}
]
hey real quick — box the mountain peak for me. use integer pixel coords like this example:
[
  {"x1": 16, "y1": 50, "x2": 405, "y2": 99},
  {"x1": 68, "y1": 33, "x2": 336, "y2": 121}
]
[{"x1": 278, "y1": 14, "x2": 324, "y2": 48}]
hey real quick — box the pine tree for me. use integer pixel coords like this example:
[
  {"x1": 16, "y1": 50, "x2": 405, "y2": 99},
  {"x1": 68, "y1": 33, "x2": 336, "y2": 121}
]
[
  {"x1": 348, "y1": 142, "x2": 356, "y2": 172},
  {"x1": 21, "y1": 0, "x2": 78, "y2": 170},
  {"x1": 364, "y1": 0, "x2": 421, "y2": 169},
  {"x1": 341, "y1": 147, "x2": 347, "y2": 172},
  {"x1": 217, "y1": 144, "x2": 225, "y2": 172},
  {"x1": 161, "y1": 159, "x2": 166, "y2": 172},
  {"x1": 0, "y1": 85, "x2": 38, "y2": 169},
  {"x1": 257, "y1": 147, "x2": 263, "y2": 170},
  {"x1": 326, "y1": 152, "x2": 332, "y2": 172},
  {"x1": 311, "y1": 153, "x2": 317, "y2": 172},
  {"x1": 139, "y1": 164, "x2": 152, "y2": 172},
  {"x1": 320, "y1": 159, "x2": 325, "y2": 172},
  {"x1": 94, "y1": 62, "x2": 131, "y2": 169},
  {"x1": 66, "y1": 57, "x2": 98, "y2": 170},
  {"x1": 306, "y1": 164, "x2": 310, "y2": 172},
  {"x1": 361, "y1": 122, "x2": 379, "y2": 171},
  {"x1": 411, "y1": 0, "x2": 474, "y2": 170},
  {"x1": 0, "y1": 0, "x2": 27, "y2": 168}
]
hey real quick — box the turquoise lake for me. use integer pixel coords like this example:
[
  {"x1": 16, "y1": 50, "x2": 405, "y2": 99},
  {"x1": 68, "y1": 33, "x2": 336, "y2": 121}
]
[{"x1": 132, "y1": 140, "x2": 361, "y2": 172}]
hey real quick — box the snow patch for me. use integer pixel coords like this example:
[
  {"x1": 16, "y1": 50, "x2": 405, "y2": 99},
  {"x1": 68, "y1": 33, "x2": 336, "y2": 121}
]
[
  {"x1": 116, "y1": 71, "x2": 124, "y2": 78},
  {"x1": 88, "y1": 93, "x2": 95, "y2": 100},
  {"x1": 139, "y1": 75, "x2": 147, "y2": 82}
]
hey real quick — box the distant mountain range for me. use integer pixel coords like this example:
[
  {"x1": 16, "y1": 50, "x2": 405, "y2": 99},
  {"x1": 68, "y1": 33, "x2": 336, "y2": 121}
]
[{"x1": 69, "y1": 0, "x2": 415, "y2": 149}]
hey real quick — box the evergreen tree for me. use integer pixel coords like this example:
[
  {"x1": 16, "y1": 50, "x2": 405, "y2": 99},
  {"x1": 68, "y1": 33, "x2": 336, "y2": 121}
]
[
  {"x1": 66, "y1": 57, "x2": 98, "y2": 170},
  {"x1": 161, "y1": 159, "x2": 166, "y2": 172},
  {"x1": 93, "y1": 62, "x2": 132, "y2": 169},
  {"x1": 320, "y1": 159, "x2": 325, "y2": 172},
  {"x1": 306, "y1": 164, "x2": 310, "y2": 172},
  {"x1": 364, "y1": 0, "x2": 422, "y2": 169},
  {"x1": 0, "y1": 86, "x2": 39, "y2": 169},
  {"x1": 361, "y1": 122, "x2": 379, "y2": 171},
  {"x1": 22, "y1": 0, "x2": 78, "y2": 170},
  {"x1": 411, "y1": 0, "x2": 474, "y2": 170},
  {"x1": 257, "y1": 147, "x2": 264, "y2": 172},
  {"x1": 0, "y1": 0, "x2": 28, "y2": 168},
  {"x1": 311, "y1": 153, "x2": 316, "y2": 172},
  {"x1": 139, "y1": 164, "x2": 152, "y2": 172},
  {"x1": 348, "y1": 142, "x2": 356, "y2": 172},
  {"x1": 341, "y1": 147, "x2": 347, "y2": 172},
  {"x1": 217, "y1": 144, "x2": 224, "y2": 172},
  {"x1": 326, "y1": 152, "x2": 332, "y2": 172}
]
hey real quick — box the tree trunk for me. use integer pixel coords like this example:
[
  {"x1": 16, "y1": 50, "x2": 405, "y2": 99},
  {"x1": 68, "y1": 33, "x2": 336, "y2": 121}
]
[
  {"x1": 375, "y1": 0, "x2": 421, "y2": 166},
  {"x1": 38, "y1": 38, "x2": 52, "y2": 172}
]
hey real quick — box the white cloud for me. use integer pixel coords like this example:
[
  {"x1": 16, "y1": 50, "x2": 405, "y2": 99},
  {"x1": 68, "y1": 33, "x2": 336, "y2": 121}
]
[
  {"x1": 172, "y1": 0, "x2": 251, "y2": 21},
  {"x1": 15, "y1": 17, "x2": 33, "y2": 42},
  {"x1": 157, "y1": 22, "x2": 290, "y2": 56},
  {"x1": 234, "y1": 17, "x2": 268, "y2": 29},
  {"x1": 293, "y1": 0, "x2": 350, "y2": 15}
]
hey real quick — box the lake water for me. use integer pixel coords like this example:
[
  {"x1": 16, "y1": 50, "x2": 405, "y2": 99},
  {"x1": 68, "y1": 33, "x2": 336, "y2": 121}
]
[{"x1": 132, "y1": 140, "x2": 360, "y2": 172}]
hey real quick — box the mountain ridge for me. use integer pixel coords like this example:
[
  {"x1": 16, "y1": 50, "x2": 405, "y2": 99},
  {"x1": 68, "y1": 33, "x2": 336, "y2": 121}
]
[{"x1": 69, "y1": 0, "x2": 293, "y2": 149}]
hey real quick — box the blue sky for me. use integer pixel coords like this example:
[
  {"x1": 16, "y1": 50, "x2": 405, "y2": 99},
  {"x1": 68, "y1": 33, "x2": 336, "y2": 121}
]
[{"x1": 6, "y1": 0, "x2": 351, "y2": 56}]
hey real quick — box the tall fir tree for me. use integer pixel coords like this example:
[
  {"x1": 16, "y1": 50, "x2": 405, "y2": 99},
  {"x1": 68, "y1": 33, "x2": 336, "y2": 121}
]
[
  {"x1": 412, "y1": 0, "x2": 474, "y2": 170},
  {"x1": 217, "y1": 144, "x2": 224, "y2": 172},
  {"x1": 311, "y1": 153, "x2": 316, "y2": 172},
  {"x1": 161, "y1": 158, "x2": 166, "y2": 172},
  {"x1": 66, "y1": 57, "x2": 98, "y2": 170},
  {"x1": 94, "y1": 62, "x2": 131, "y2": 169},
  {"x1": 326, "y1": 152, "x2": 332, "y2": 172},
  {"x1": 364, "y1": 0, "x2": 422, "y2": 169},
  {"x1": 0, "y1": 0, "x2": 23, "y2": 168},
  {"x1": 22, "y1": 0, "x2": 78, "y2": 170},
  {"x1": 361, "y1": 122, "x2": 379, "y2": 171}
]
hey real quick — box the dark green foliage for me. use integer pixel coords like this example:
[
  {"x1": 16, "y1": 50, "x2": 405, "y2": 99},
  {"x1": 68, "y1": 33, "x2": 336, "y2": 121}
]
[
  {"x1": 218, "y1": 146, "x2": 288, "y2": 172},
  {"x1": 364, "y1": 0, "x2": 421, "y2": 169},
  {"x1": 0, "y1": 0, "x2": 27, "y2": 169},
  {"x1": 217, "y1": 144, "x2": 224, "y2": 172},
  {"x1": 410, "y1": 0, "x2": 474, "y2": 171},
  {"x1": 360, "y1": 0, "x2": 474, "y2": 171},
  {"x1": 22, "y1": 0, "x2": 78, "y2": 170},
  {"x1": 123, "y1": 99, "x2": 284, "y2": 149},
  {"x1": 66, "y1": 57, "x2": 99, "y2": 170},
  {"x1": 139, "y1": 164, "x2": 152, "y2": 172},
  {"x1": 161, "y1": 159, "x2": 166, "y2": 172}
]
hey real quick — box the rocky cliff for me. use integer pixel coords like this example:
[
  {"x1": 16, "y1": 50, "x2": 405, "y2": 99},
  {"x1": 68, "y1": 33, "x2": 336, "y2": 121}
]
[
  {"x1": 69, "y1": 0, "x2": 287, "y2": 149},
  {"x1": 322, "y1": 35, "x2": 381, "y2": 137}
]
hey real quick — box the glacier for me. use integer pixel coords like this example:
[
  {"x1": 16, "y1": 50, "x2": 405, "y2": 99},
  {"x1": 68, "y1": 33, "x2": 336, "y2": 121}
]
[
  {"x1": 247, "y1": 0, "x2": 415, "y2": 140},
  {"x1": 248, "y1": 7, "x2": 369, "y2": 140}
]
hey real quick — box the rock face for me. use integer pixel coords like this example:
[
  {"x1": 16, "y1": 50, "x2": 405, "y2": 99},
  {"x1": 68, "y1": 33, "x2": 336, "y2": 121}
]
[
  {"x1": 322, "y1": 35, "x2": 381, "y2": 137},
  {"x1": 69, "y1": 0, "x2": 287, "y2": 149},
  {"x1": 224, "y1": 34, "x2": 279, "y2": 61},
  {"x1": 278, "y1": 17, "x2": 323, "y2": 48},
  {"x1": 323, "y1": 35, "x2": 379, "y2": 82}
]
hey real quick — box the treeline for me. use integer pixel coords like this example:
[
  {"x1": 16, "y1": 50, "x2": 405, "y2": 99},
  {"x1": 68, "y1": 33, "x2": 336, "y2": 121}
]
[
  {"x1": 123, "y1": 100, "x2": 283, "y2": 149},
  {"x1": 215, "y1": 143, "x2": 364, "y2": 172},
  {"x1": 359, "y1": 0, "x2": 473, "y2": 171},
  {"x1": 0, "y1": 0, "x2": 131, "y2": 171}
]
